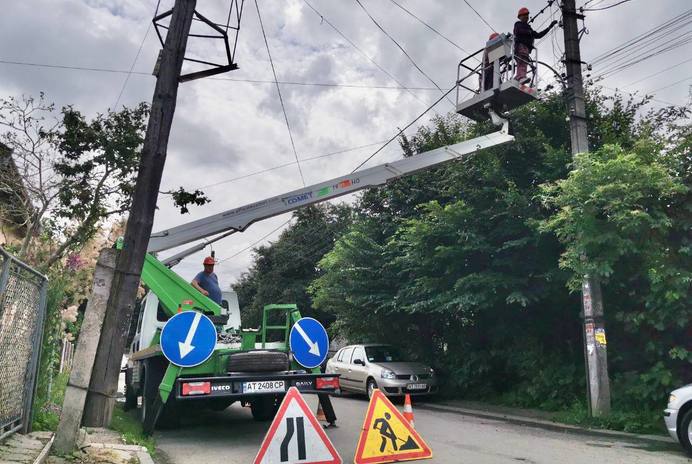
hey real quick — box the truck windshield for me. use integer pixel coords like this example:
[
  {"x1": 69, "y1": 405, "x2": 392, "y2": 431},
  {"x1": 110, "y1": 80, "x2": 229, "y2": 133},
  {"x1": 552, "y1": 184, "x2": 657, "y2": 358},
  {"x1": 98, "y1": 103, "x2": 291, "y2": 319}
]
[{"x1": 365, "y1": 346, "x2": 405, "y2": 363}]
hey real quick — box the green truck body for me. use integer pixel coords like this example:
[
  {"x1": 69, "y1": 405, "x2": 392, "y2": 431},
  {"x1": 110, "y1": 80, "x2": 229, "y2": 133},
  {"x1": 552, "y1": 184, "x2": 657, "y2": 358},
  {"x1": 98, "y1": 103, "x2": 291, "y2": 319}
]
[{"x1": 125, "y1": 253, "x2": 339, "y2": 432}]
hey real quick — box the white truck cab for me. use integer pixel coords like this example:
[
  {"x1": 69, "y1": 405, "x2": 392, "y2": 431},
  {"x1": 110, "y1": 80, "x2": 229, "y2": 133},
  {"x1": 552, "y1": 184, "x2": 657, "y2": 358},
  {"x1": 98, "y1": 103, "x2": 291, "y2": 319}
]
[{"x1": 128, "y1": 289, "x2": 242, "y2": 357}]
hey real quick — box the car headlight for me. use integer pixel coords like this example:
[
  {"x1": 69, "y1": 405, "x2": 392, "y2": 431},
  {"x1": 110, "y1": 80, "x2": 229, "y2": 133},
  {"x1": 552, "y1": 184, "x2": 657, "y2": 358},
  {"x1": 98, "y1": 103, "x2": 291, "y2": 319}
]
[
  {"x1": 381, "y1": 369, "x2": 396, "y2": 379},
  {"x1": 668, "y1": 394, "x2": 677, "y2": 406},
  {"x1": 429, "y1": 367, "x2": 435, "y2": 377}
]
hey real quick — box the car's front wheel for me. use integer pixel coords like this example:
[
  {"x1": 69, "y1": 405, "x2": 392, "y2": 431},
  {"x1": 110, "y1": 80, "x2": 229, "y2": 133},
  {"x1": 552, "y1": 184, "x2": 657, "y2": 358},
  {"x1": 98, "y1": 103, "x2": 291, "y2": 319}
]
[
  {"x1": 680, "y1": 408, "x2": 692, "y2": 456},
  {"x1": 367, "y1": 379, "x2": 378, "y2": 399}
]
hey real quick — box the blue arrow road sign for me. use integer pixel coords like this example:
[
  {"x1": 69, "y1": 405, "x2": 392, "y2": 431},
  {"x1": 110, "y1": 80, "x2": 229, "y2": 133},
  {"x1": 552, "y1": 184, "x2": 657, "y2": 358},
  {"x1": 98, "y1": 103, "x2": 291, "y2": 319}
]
[
  {"x1": 289, "y1": 317, "x2": 329, "y2": 369},
  {"x1": 160, "y1": 311, "x2": 217, "y2": 367}
]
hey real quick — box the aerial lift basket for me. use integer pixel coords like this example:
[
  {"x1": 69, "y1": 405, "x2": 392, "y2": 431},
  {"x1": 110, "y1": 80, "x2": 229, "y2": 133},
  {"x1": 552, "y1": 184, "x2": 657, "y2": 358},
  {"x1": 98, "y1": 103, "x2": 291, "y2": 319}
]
[{"x1": 456, "y1": 33, "x2": 539, "y2": 123}]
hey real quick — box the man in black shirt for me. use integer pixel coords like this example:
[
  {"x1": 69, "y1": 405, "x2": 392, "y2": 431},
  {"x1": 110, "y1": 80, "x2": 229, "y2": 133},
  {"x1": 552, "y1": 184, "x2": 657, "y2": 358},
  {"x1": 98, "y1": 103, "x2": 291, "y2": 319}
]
[{"x1": 514, "y1": 7, "x2": 557, "y2": 84}]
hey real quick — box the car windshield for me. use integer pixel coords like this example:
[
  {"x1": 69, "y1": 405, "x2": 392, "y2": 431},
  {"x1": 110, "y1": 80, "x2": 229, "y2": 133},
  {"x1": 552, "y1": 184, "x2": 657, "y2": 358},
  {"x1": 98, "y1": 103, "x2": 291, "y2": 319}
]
[{"x1": 365, "y1": 346, "x2": 405, "y2": 363}]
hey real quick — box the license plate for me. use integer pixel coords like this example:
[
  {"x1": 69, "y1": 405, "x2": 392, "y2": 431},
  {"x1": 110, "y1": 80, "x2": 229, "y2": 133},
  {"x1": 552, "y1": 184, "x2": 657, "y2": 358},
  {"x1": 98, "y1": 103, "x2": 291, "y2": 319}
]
[
  {"x1": 408, "y1": 383, "x2": 427, "y2": 390},
  {"x1": 243, "y1": 380, "x2": 285, "y2": 393}
]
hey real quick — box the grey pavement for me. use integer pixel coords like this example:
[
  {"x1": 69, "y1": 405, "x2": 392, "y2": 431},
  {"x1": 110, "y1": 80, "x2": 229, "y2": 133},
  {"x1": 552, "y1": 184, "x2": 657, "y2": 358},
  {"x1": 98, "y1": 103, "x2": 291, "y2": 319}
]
[
  {"x1": 153, "y1": 395, "x2": 692, "y2": 463},
  {"x1": 0, "y1": 432, "x2": 53, "y2": 464}
]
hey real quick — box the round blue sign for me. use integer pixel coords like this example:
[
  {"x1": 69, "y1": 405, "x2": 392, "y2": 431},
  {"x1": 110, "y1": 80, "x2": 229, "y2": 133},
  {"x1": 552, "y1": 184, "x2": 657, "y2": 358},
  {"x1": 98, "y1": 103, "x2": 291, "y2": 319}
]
[
  {"x1": 289, "y1": 317, "x2": 329, "y2": 369},
  {"x1": 160, "y1": 311, "x2": 217, "y2": 367}
]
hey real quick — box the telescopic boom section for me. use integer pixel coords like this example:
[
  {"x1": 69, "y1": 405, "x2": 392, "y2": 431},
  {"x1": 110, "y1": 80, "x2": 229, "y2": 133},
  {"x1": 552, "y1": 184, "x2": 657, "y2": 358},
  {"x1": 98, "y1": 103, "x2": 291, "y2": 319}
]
[{"x1": 148, "y1": 121, "x2": 513, "y2": 255}]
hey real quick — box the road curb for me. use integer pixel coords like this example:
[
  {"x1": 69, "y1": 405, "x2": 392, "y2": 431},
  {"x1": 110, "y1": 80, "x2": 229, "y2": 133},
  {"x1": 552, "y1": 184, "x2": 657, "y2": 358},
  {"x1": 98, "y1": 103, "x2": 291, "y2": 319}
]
[{"x1": 417, "y1": 403, "x2": 674, "y2": 446}]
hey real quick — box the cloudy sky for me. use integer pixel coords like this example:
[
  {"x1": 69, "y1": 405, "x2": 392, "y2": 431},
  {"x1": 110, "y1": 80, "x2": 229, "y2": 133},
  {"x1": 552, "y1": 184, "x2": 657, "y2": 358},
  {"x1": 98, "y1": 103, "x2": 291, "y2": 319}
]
[{"x1": 1, "y1": 0, "x2": 690, "y2": 287}]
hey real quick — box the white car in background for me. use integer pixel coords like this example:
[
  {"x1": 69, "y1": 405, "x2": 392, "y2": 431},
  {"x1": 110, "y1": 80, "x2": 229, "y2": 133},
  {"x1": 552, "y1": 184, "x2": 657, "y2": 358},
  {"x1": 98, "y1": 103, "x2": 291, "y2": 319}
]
[{"x1": 665, "y1": 384, "x2": 692, "y2": 456}]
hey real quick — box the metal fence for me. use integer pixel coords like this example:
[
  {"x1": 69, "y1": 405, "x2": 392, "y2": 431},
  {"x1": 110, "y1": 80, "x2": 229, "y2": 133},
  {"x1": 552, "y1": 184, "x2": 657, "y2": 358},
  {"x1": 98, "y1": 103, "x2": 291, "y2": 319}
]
[
  {"x1": 59, "y1": 336, "x2": 74, "y2": 374},
  {"x1": 0, "y1": 248, "x2": 48, "y2": 441}
]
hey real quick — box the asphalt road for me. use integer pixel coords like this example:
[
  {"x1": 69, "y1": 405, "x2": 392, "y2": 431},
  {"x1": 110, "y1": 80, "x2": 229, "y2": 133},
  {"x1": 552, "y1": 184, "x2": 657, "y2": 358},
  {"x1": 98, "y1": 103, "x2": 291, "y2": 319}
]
[{"x1": 153, "y1": 394, "x2": 691, "y2": 464}]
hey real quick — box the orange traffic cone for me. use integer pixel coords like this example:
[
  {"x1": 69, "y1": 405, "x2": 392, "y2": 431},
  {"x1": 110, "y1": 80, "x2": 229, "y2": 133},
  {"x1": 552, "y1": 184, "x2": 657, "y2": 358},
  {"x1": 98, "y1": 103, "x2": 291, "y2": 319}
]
[
  {"x1": 403, "y1": 393, "x2": 415, "y2": 428},
  {"x1": 316, "y1": 400, "x2": 327, "y2": 422}
]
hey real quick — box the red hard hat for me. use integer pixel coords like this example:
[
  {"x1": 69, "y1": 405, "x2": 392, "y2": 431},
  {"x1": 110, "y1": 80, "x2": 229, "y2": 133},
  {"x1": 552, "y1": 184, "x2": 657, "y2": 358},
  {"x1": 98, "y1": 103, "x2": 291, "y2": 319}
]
[
  {"x1": 203, "y1": 256, "x2": 215, "y2": 265},
  {"x1": 489, "y1": 32, "x2": 499, "y2": 40},
  {"x1": 518, "y1": 7, "x2": 529, "y2": 17}
]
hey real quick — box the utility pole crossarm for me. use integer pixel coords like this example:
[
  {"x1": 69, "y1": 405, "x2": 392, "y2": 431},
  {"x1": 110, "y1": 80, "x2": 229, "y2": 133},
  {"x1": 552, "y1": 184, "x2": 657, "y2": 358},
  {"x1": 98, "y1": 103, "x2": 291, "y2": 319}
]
[{"x1": 148, "y1": 123, "x2": 514, "y2": 254}]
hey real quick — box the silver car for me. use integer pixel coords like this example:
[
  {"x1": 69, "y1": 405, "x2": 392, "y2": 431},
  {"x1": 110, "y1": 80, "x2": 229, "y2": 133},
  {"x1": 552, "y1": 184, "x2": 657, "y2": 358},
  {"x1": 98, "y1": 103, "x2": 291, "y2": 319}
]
[
  {"x1": 326, "y1": 344, "x2": 437, "y2": 398},
  {"x1": 665, "y1": 383, "x2": 692, "y2": 456}
]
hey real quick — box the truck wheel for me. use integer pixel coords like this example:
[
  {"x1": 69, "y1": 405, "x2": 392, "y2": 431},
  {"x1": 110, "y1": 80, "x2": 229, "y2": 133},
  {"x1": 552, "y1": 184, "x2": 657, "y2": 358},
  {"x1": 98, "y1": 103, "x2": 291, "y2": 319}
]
[
  {"x1": 141, "y1": 359, "x2": 180, "y2": 431},
  {"x1": 251, "y1": 396, "x2": 277, "y2": 421},
  {"x1": 228, "y1": 351, "x2": 289, "y2": 372},
  {"x1": 680, "y1": 408, "x2": 692, "y2": 456},
  {"x1": 124, "y1": 368, "x2": 137, "y2": 411}
]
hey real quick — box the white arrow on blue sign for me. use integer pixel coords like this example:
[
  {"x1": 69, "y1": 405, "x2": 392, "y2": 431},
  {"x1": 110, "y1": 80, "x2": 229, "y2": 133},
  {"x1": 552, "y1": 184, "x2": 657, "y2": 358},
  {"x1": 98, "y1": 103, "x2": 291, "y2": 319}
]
[
  {"x1": 160, "y1": 311, "x2": 217, "y2": 367},
  {"x1": 289, "y1": 317, "x2": 329, "y2": 369}
]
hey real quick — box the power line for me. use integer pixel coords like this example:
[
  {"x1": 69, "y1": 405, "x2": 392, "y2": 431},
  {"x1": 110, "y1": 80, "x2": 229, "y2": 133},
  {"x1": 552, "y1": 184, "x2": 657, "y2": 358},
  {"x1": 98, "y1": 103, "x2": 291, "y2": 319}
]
[
  {"x1": 194, "y1": 140, "x2": 388, "y2": 190},
  {"x1": 350, "y1": 85, "x2": 456, "y2": 172},
  {"x1": 386, "y1": 0, "x2": 475, "y2": 58},
  {"x1": 353, "y1": 0, "x2": 453, "y2": 106},
  {"x1": 113, "y1": 21, "x2": 152, "y2": 110},
  {"x1": 254, "y1": 0, "x2": 305, "y2": 186},
  {"x1": 462, "y1": 0, "x2": 496, "y2": 33},
  {"x1": 301, "y1": 0, "x2": 444, "y2": 112},
  {"x1": 217, "y1": 219, "x2": 292, "y2": 264},
  {"x1": 648, "y1": 75, "x2": 692, "y2": 94},
  {"x1": 583, "y1": 0, "x2": 634, "y2": 11},
  {"x1": 0, "y1": 59, "x2": 444, "y2": 91},
  {"x1": 622, "y1": 57, "x2": 692, "y2": 88}
]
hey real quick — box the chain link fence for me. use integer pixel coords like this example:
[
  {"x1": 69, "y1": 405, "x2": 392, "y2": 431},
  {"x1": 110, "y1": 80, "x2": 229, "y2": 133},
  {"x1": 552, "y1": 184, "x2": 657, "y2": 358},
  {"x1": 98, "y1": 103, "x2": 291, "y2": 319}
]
[{"x1": 0, "y1": 248, "x2": 48, "y2": 441}]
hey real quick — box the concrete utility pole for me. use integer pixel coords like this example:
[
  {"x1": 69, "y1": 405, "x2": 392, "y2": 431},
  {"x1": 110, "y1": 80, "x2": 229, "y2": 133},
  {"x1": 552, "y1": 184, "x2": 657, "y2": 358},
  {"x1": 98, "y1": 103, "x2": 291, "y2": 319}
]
[
  {"x1": 82, "y1": 0, "x2": 197, "y2": 426},
  {"x1": 54, "y1": 249, "x2": 117, "y2": 454},
  {"x1": 561, "y1": 0, "x2": 611, "y2": 416}
]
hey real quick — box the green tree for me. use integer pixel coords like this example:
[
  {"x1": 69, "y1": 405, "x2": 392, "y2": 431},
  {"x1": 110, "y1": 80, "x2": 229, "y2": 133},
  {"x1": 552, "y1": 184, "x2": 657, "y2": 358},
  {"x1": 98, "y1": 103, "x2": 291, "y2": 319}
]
[{"x1": 233, "y1": 204, "x2": 353, "y2": 328}]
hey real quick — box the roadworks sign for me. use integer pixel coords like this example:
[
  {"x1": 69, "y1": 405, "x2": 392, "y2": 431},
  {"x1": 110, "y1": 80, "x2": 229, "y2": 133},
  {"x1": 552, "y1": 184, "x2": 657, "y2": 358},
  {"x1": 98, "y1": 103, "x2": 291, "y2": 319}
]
[
  {"x1": 354, "y1": 389, "x2": 432, "y2": 463},
  {"x1": 254, "y1": 387, "x2": 342, "y2": 464}
]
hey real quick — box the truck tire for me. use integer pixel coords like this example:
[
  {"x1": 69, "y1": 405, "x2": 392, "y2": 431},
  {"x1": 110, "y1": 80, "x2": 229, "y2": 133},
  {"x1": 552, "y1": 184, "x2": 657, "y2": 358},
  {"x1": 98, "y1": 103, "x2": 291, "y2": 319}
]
[
  {"x1": 228, "y1": 350, "x2": 289, "y2": 372},
  {"x1": 124, "y1": 368, "x2": 138, "y2": 411},
  {"x1": 141, "y1": 358, "x2": 180, "y2": 431},
  {"x1": 251, "y1": 396, "x2": 278, "y2": 421}
]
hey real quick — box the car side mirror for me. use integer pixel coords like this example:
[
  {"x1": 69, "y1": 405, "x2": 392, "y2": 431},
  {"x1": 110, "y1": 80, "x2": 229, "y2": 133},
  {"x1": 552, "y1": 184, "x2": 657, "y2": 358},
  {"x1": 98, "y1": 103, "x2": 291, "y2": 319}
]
[{"x1": 354, "y1": 359, "x2": 365, "y2": 366}]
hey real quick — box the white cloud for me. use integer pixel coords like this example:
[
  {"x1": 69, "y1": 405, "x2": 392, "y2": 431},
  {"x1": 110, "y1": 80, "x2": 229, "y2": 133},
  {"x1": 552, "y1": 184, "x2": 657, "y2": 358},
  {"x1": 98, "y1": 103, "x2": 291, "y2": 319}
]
[{"x1": 1, "y1": 0, "x2": 690, "y2": 288}]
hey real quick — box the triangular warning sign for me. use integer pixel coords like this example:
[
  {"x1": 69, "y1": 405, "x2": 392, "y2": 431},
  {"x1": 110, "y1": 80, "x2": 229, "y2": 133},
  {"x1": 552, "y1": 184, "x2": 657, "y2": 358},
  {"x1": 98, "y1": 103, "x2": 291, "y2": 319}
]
[
  {"x1": 254, "y1": 387, "x2": 342, "y2": 464},
  {"x1": 354, "y1": 389, "x2": 432, "y2": 463}
]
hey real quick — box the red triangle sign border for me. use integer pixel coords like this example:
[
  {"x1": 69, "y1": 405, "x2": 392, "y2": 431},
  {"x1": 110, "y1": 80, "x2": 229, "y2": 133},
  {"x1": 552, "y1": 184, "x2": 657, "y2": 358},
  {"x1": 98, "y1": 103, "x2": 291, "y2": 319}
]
[
  {"x1": 254, "y1": 386, "x2": 342, "y2": 464},
  {"x1": 354, "y1": 389, "x2": 432, "y2": 463}
]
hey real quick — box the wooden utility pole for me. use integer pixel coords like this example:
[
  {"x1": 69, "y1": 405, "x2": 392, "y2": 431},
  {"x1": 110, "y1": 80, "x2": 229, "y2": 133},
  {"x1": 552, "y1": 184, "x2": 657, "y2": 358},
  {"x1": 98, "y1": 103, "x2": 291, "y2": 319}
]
[
  {"x1": 82, "y1": 0, "x2": 197, "y2": 426},
  {"x1": 561, "y1": 0, "x2": 611, "y2": 416}
]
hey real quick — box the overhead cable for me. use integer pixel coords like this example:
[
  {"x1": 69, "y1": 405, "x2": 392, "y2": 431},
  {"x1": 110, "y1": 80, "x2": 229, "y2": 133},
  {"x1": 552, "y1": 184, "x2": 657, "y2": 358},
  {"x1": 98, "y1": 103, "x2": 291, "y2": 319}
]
[
  {"x1": 387, "y1": 0, "x2": 475, "y2": 58},
  {"x1": 350, "y1": 85, "x2": 456, "y2": 172},
  {"x1": 583, "y1": 0, "x2": 634, "y2": 11},
  {"x1": 254, "y1": 0, "x2": 305, "y2": 186},
  {"x1": 462, "y1": 0, "x2": 496, "y2": 32},
  {"x1": 353, "y1": 0, "x2": 453, "y2": 106},
  {"x1": 113, "y1": 22, "x2": 152, "y2": 110},
  {"x1": 301, "y1": 0, "x2": 443, "y2": 112}
]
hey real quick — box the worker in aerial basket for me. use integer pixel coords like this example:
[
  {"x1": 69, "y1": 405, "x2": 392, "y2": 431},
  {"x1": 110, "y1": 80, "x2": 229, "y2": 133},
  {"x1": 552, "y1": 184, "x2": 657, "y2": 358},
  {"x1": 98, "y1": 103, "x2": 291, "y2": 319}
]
[
  {"x1": 191, "y1": 256, "x2": 223, "y2": 305},
  {"x1": 482, "y1": 32, "x2": 501, "y2": 91},
  {"x1": 514, "y1": 7, "x2": 558, "y2": 84}
]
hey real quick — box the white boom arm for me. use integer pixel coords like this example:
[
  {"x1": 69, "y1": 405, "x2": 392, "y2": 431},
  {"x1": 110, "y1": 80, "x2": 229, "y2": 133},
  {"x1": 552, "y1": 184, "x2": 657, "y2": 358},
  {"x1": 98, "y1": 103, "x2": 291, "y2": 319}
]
[{"x1": 150, "y1": 122, "x2": 513, "y2": 259}]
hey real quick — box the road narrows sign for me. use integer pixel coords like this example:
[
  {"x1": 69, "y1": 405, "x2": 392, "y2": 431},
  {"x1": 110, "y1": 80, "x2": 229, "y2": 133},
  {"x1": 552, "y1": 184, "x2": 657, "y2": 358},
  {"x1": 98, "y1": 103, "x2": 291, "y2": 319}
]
[
  {"x1": 254, "y1": 387, "x2": 342, "y2": 464},
  {"x1": 354, "y1": 389, "x2": 432, "y2": 463},
  {"x1": 289, "y1": 317, "x2": 329, "y2": 369},
  {"x1": 160, "y1": 311, "x2": 217, "y2": 367}
]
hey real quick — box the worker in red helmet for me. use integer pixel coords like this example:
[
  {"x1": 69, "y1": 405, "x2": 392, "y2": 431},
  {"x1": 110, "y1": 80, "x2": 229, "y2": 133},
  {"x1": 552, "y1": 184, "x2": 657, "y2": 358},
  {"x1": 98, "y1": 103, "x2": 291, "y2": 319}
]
[
  {"x1": 514, "y1": 7, "x2": 558, "y2": 84},
  {"x1": 482, "y1": 32, "x2": 501, "y2": 91},
  {"x1": 191, "y1": 256, "x2": 223, "y2": 304}
]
